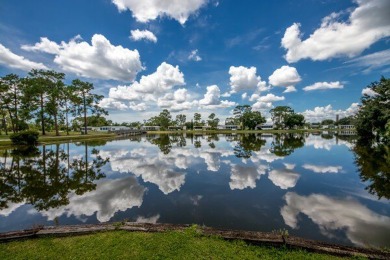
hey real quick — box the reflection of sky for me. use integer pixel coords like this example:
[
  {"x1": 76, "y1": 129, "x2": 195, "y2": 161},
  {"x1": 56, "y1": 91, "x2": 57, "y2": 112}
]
[
  {"x1": 281, "y1": 192, "x2": 390, "y2": 247},
  {"x1": 29, "y1": 176, "x2": 146, "y2": 222},
  {"x1": 268, "y1": 164, "x2": 300, "y2": 190},
  {"x1": 1, "y1": 134, "x2": 389, "y2": 247}
]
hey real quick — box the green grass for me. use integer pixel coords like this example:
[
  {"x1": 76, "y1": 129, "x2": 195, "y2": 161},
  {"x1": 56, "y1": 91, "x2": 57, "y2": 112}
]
[
  {"x1": 0, "y1": 229, "x2": 357, "y2": 260},
  {"x1": 0, "y1": 131, "x2": 116, "y2": 146}
]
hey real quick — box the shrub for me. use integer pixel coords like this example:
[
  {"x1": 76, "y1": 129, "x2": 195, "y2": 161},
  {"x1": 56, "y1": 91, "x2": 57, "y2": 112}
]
[{"x1": 10, "y1": 130, "x2": 39, "y2": 145}]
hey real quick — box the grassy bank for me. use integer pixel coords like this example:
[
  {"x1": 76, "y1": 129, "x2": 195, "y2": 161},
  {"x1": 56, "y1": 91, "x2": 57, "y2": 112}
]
[
  {"x1": 0, "y1": 229, "x2": 351, "y2": 260},
  {"x1": 0, "y1": 131, "x2": 116, "y2": 146}
]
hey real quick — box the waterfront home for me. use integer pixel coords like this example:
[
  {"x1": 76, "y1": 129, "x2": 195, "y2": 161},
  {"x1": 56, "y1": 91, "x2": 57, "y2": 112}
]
[
  {"x1": 257, "y1": 123, "x2": 274, "y2": 130},
  {"x1": 194, "y1": 126, "x2": 212, "y2": 131},
  {"x1": 141, "y1": 126, "x2": 161, "y2": 131},
  {"x1": 86, "y1": 126, "x2": 130, "y2": 132},
  {"x1": 339, "y1": 125, "x2": 355, "y2": 129},
  {"x1": 218, "y1": 125, "x2": 240, "y2": 130}
]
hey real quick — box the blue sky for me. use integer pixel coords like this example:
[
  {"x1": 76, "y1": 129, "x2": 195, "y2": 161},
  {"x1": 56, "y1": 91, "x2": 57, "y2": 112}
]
[{"x1": 0, "y1": 0, "x2": 389, "y2": 123}]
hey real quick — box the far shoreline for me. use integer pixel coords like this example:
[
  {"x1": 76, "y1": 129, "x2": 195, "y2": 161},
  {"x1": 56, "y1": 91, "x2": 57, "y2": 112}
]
[{"x1": 0, "y1": 128, "x2": 356, "y2": 147}]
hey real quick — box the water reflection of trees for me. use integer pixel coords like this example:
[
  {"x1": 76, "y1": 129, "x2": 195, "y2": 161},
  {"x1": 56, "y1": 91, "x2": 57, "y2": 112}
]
[
  {"x1": 353, "y1": 142, "x2": 390, "y2": 200},
  {"x1": 0, "y1": 143, "x2": 108, "y2": 212},
  {"x1": 234, "y1": 134, "x2": 266, "y2": 158},
  {"x1": 270, "y1": 134, "x2": 305, "y2": 156}
]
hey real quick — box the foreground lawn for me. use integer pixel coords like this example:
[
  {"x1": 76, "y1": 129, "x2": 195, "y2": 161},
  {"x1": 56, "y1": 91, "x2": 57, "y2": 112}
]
[{"x1": 0, "y1": 230, "x2": 356, "y2": 260}]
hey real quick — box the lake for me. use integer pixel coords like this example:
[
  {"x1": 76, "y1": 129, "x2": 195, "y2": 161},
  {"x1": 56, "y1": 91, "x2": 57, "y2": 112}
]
[{"x1": 1, "y1": 132, "x2": 389, "y2": 248}]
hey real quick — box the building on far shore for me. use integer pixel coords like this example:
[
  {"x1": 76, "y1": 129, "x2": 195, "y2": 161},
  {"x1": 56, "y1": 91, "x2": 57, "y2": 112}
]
[
  {"x1": 338, "y1": 125, "x2": 355, "y2": 129},
  {"x1": 168, "y1": 125, "x2": 186, "y2": 131},
  {"x1": 86, "y1": 126, "x2": 130, "y2": 132},
  {"x1": 256, "y1": 123, "x2": 274, "y2": 130},
  {"x1": 194, "y1": 126, "x2": 212, "y2": 131},
  {"x1": 217, "y1": 125, "x2": 240, "y2": 130},
  {"x1": 310, "y1": 123, "x2": 321, "y2": 129},
  {"x1": 141, "y1": 126, "x2": 161, "y2": 131}
]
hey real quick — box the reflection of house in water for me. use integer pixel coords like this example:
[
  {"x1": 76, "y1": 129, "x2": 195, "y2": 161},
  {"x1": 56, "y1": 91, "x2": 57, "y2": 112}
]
[
  {"x1": 260, "y1": 133, "x2": 274, "y2": 139},
  {"x1": 337, "y1": 130, "x2": 357, "y2": 136}
]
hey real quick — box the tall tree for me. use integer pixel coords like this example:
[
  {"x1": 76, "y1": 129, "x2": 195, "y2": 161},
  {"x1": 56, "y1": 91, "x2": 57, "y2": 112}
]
[
  {"x1": 194, "y1": 113, "x2": 201, "y2": 126},
  {"x1": 45, "y1": 71, "x2": 66, "y2": 136},
  {"x1": 284, "y1": 113, "x2": 305, "y2": 129},
  {"x1": 176, "y1": 114, "x2": 186, "y2": 126},
  {"x1": 233, "y1": 105, "x2": 251, "y2": 127},
  {"x1": 242, "y1": 110, "x2": 266, "y2": 130},
  {"x1": 0, "y1": 74, "x2": 24, "y2": 133},
  {"x1": 61, "y1": 86, "x2": 73, "y2": 135},
  {"x1": 321, "y1": 119, "x2": 335, "y2": 125},
  {"x1": 207, "y1": 113, "x2": 220, "y2": 129},
  {"x1": 23, "y1": 69, "x2": 52, "y2": 135},
  {"x1": 70, "y1": 79, "x2": 107, "y2": 135},
  {"x1": 270, "y1": 106, "x2": 294, "y2": 129},
  {"x1": 355, "y1": 77, "x2": 389, "y2": 144}
]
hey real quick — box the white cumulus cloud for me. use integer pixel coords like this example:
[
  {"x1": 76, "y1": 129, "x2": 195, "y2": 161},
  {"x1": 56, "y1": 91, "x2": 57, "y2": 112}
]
[
  {"x1": 361, "y1": 87, "x2": 377, "y2": 97},
  {"x1": 303, "y1": 81, "x2": 344, "y2": 91},
  {"x1": 199, "y1": 85, "x2": 237, "y2": 109},
  {"x1": 0, "y1": 43, "x2": 48, "y2": 71},
  {"x1": 229, "y1": 66, "x2": 267, "y2": 93},
  {"x1": 111, "y1": 0, "x2": 208, "y2": 24},
  {"x1": 301, "y1": 103, "x2": 359, "y2": 122},
  {"x1": 281, "y1": 0, "x2": 390, "y2": 63},
  {"x1": 101, "y1": 62, "x2": 187, "y2": 110},
  {"x1": 130, "y1": 29, "x2": 157, "y2": 43},
  {"x1": 22, "y1": 34, "x2": 143, "y2": 81},
  {"x1": 268, "y1": 65, "x2": 301, "y2": 92}
]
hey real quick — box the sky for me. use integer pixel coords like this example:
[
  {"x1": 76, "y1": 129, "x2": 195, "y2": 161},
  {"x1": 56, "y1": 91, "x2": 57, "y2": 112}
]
[{"x1": 0, "y1": 0, "x2": 389, "y2": 123}]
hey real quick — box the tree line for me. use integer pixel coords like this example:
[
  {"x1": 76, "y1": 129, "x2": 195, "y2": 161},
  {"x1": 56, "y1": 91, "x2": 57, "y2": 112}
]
[
  {"x1": 0, "y1": 70, "x2": 107, "y2": 136},
  {"x1": 133, "y1": 105, "x2": 309, "y2": 131}
]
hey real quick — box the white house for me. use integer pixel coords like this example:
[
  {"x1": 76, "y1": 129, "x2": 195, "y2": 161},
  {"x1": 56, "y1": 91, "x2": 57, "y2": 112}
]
[
  {"x1": 218, "y1": 125, "x2": 240, "y2": 130},
  {"x1": 141, "y1": 126, "x2": 161, "y2": 131},
  {"x1": 87, "y1": 126, "x2": 130, "y2": 132},
  {"x1": 339, "y1": 125, "x2": 355, "y2": 129},
  {"x1": 257, "y1": 123, "x2": 274, "y2": 130}
]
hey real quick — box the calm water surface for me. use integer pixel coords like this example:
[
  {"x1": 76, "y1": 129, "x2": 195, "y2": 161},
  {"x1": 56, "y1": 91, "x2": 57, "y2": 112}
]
[{"x1": 1, "y1": 133, "x2": 389, "y2": 247}]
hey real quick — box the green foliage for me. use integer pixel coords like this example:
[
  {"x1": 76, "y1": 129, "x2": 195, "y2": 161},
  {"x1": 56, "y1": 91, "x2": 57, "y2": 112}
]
[
  {"x1": 321, "y1": 119, "x2": 335, "y2": 125},
  {"x1": 285, "y1": 113, "x2": 305, "y2": 129},
  {"x1": 176, "y1": 114, "x2": 186, "y2": 126},
  {"x1": 193, "y1": 112, "x2": 202, "y2": 126},
  {"x1": 337, "y1": 116, "x2": 355, "y2": 126},
  {"x1": 70, "y1": 79, "x2": 107, "y2": 134},
  {"x1": 233, "y1": 105, "x2": 265, "y2": 130},
  {"x1": 207, "y1": 113, "x2": 220, "y2": 129},
  {"x1": 9, "y1": 130, "x2": 39, "y2": 145},
  {"x1": 353, "y1": 142, "x2": 390, "y2": 199},
  {"x1": 145, "y1": 109, "x2": 172, "y2": 130},
  {"x1": 355, "y1": 77, "x2": 389, "y2": 144},
  {"x1": 73, "y1": 116, "x2": 110, "y2": 128},
  {"x1": 270, "y1": 106, "x2": 294, "y2": 129}
]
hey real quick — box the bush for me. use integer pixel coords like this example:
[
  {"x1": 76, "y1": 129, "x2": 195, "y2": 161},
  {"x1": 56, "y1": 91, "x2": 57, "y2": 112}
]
[{"x1": 10, "y1": 130, "x2": 39, "y2": 145}]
